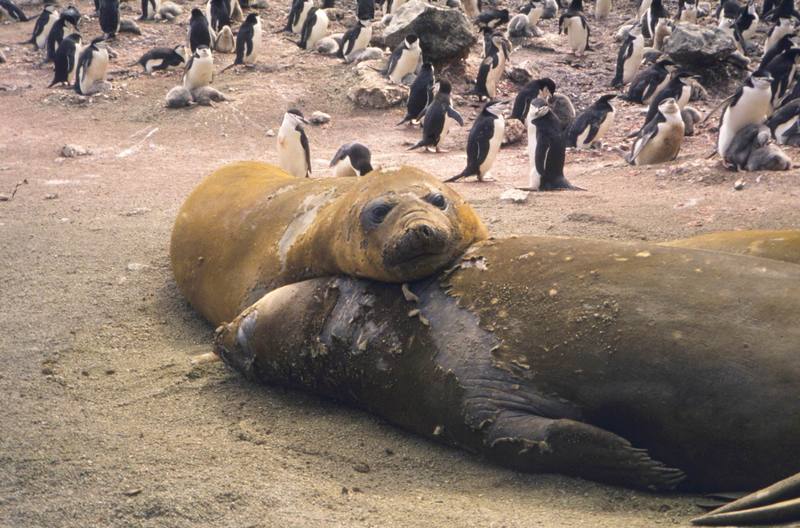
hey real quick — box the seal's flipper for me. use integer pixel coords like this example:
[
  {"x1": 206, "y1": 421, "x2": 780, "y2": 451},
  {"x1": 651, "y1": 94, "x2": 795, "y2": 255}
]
[
  {"x1": 691, "y1": 472, "x2": 800, "y2": 526},
  {"x1": 484, "y1": 413, "x2": 685, "y2": 491}
]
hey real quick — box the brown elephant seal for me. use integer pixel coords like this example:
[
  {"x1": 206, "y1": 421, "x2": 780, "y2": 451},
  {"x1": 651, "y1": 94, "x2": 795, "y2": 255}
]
[
  {"x1": 215, "y1": 235, "x2": 800, "y2": 507},
  {"x1": 171, "y1": 162, "x2": 487, "y2": 324},
  {"x1": 663, "y1": 230, "x2": 800, "y2": 265}
]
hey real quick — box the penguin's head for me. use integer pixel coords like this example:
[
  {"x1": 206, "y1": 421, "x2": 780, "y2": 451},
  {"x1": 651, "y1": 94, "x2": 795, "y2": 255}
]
[
  {"x1": 285, "y1": 108, "x2": 309, "y2": 127},
  {"x1": 194, "y1": 45, "x2": 212, "y2": 59},
  {"x1": 656, "y1": 58, "x2": 676, "y2": 71},
  {"x1": 529, "y1": 102, "x2": 551, "y2": 123},
  {"x1": 404, "y1": 34, "x2": 420, "y2": 49},
  {"x1": 335, "y1": 166, "x2": 488, "y2": 282},
  {"x1": 435, "y1": 79, "x2": 453, "y2": 96},
  {"x1": 190, "y1": 7, "x2": 204, "y2": 18},
  {"x1": 484, "y1": 100, "x2": 507, "y2": 117},
  {"x1": 174, "y1": 44, "x2": 187, "y2": 60},
  {"x1": 658, "y1": 97, "x2": 680, "y2": 116},
  {"x1": 420, "y1": 62, "x2": 434, "y2": 75},
  {"x1": 596, "y1": 94, "x2": 616, "y2": 106},
  {"x1": 245, "y1": 12, "x2": 259, "y2": 24},
  {"x1": 533, "y1": 77, "x2": 556, "y2": 99},
  {"x1": 749, "y1": 72, "x2": 774, "y2": 90},
  {"x1": 66, "y1": 32, "x2": 82, "y2": 44},
  {"x1": 62, "y1": 5, "x2": 81, "y2": 26}
]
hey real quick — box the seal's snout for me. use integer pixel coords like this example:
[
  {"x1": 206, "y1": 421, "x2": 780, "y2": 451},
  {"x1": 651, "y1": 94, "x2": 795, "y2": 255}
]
[{"x1": 383, "y1": 221, "x2": 451, "y2": 268}]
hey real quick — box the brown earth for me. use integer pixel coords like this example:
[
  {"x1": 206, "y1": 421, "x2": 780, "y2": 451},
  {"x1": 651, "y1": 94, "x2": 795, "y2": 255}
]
[{"x1": 1, "y1": 0, "x2": 799, "y2": 526}]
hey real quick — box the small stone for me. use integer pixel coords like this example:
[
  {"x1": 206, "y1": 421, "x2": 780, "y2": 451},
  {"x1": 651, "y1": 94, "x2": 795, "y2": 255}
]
[
  {"x1": 0, "y1": 49, "x2": 6, "y2": 64},
  {"x1": 61, "y1": 144, "x2": 91, "y2": 158},
  {"x1": 266, "y1": 129, "x2": 275, "y2": 137},
  {"x1": 499, "y1": 188, "x2": 530, "y2": 203},
  {"x1": 310, "y1": 111, "x2": 331, "y2": 125},
  {"x1": 734, "y1": 179, "x2": 745, "y2": 190},
  {"x1": 353, "y1": 462, "x2": 371, "y2": 473},
  {"x1": 122, "y1": 207, "x2": 151, "y2": 216},
  {"x1": 122, "y1": 488, "x2": 142, "y2": 497},
  {"x1": 126, "y1": 262, "x2": 150, "y2": 271},
  {"x1": 41, "y1": 367, "x2": 54, "y2": 376},
  {"x1": 44, "y1": 193, "x2": 58, "y2": 200}
]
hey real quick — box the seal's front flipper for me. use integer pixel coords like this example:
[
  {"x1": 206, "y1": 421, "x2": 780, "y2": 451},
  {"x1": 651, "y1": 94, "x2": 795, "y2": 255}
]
[
  {"x1": 484, "y1": 412, "x2": 685, "y2": 491},
  {"x1": 691, "y1": 472, "x2": 800, "y2": 526}
]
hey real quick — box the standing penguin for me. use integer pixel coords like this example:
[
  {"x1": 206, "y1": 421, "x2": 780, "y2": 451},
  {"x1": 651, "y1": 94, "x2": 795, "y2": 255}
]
[
  {"x1": 760, "y1": 33, "x2": 796, "y2": 69},
  {"x1": 625, "y1": 58, "x2": 674, "y2": 104},
  {"x1": 98, "y1": 0, "x2": 120, "y2": 39},
  {"x1": 447, "y1": 100, "x2": 506, "y2": 182},
  {"x1": 559, "y1": 8, "x2": 590, "y2": 55},
  {"x1": 29, "y1": 5, "x2": 59, "y2": 50},
  {"x1": 49, "y1": 33, "x2": 81, "y2": 87},
  {"x1": 140, "y1": 0, "x2": 160, "y2": 20},
  {"x1": 766, "y1": 98, "x2": 800, "y2": 144},
  {"x1": 527, "y1": 104, "x2": 580, "y2": 190},
  {"x1": 0, "y1": 0, "x2": 26, "y2": 21},
  {"x1": 46, "y1": 8, "x2": 81, "y2": 63},
  {"x1": 188, "y1": 8, "x2": 213, "y2": 52},
  {"x1": 385, "y1": 34, "x2": 422, "y2": 83},
  {"x1": 641, "y1": 0, "x2": 667, "y2": 39},
  {"x1": 611, "y1": 29, "x2": 644, "y2": 87},
  {"x1": 595, "y1": 0, "x2": 611, "y2": 19},
  {"x1": 136, "y1": 45, "x2": 186, "y2": 73},
  {"x1": 763, "y1": 17, "x2": 796, "y2": 55},
  {"x1": 510, "y1": 77, "x2": 556, "y2": 121},
  {"x1": 717, "y1": 73, "x2": 774, "y2": 156},
  {"x1": 567, "y1": 94, "x2": 616, "y2": 148},
  {"x1": 628, "y1": 97, "x2": 685, "y2": 165},
  {"x1": 472, "y1": 32, "x2": 510, "y2": 99},
  {"x1": 397, "y1": 62, "x2": 435, "y2": 126},
  {"x1": 736, "y1": 0, "x2": 759, "y2": 43},
  {"x1": 183, "y1": 46, "x2": 214, "y2": 90},
  {"x1": 339, "y1": 18, "x2": 371, "y2": 61},
  {"x1": 643, "y1": 70, "x2": 696, "y2": 124},
  {"x1": 284, "y1": 0, "x2": 313, "y2": 33},
  {"x1": 329, "y1": 142, "x2": 374, "y2": 177},
  {"x1": 357, "y1": 0, "x2": 375, "y2": 20},
  {"x1": 763, "y1": 47, "x2": 800, "y2": 107},
  {"x1": 277, "y1": 109, "x2": 312, "y2": 178},
  {"x1": 408, "y1": 80, "x2": 464, "y2": 153},
  {"x1": 232, "y1": 13, "x2": 261, "y2": 65},
  {"x1": 74, "y1": 37, "x2": 109, "y2": 95},
  {"x1": 677, "y1": 0, "x2": 697, "y2": 21},
  {"x1": 208, "y1": 0, "x2": 231, "y2": 32},
  {"x1": 298, "y1": 7, "x2": 328, "y2": 50}
]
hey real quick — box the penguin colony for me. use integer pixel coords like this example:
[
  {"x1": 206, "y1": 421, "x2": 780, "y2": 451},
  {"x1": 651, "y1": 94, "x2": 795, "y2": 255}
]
[{"x1": 2, "y1": 0, "x2": 799, "y2": 184}]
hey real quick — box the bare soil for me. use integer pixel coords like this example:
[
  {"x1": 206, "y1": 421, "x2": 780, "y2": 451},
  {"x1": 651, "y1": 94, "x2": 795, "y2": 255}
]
[{"x1": 1, "y1": 1, "x2": 799, "y2": 526}]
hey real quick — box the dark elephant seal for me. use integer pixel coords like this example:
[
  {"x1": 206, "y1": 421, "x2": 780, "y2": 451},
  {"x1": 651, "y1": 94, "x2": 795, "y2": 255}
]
[
  {"x1": 214, "y1": 236, "x2": 800, "y2": 496},
  {"x1": 663, "y1": 230, "x2": 800, "y2": 265},
  {"x1": 170, "y1": 162, "x2": 488, "y2": 324}
]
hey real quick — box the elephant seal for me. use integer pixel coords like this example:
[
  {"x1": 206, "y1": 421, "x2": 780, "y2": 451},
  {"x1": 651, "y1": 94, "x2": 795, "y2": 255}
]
[
  {"x1": 663, "y1": 230, "x2": 800, "y2": 265},
  {"x1": 170, "y1": 162, "x2": 487, "y2": 325},
  {"x1": 215, "y1": 235, "x2": 800, "y2": 498}
]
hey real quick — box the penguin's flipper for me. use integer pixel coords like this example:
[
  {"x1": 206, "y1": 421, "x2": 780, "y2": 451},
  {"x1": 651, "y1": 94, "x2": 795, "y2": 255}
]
[
  {"x1": 447, "y1": 107, "x2": 465, "y2": 126},
  {"x1": 629, "y1": 124, "x2": 657, "y2": 163},
  {"x1": 407, "y1": 139, "x2": 428, "y2": 151},
  {"x1": 691, "y1": 472, "x2": 800, "y2": 526},
  {"x1": 584, "y1": 122, "x2": 600, "y2": 145},
  {"x1": 299, "y1": 127, "x2": 311, "y2": 175}
]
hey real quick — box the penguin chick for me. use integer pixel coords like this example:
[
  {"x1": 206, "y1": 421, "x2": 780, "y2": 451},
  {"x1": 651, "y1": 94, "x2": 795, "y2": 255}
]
[
  {"x1": 510, "y1": 77, "x2": 556, "y2": 121},
  {"x1": 447, "y1": 100, "x2": 506, "y2": 182},
  {"x1": 527, "y1": 103, "x2": 581, "y2": 190},
  {"x1": 166, "y1": 85, "x2": 193, "y2": 108},
  {"x1": 612, "y1": 29, "x2": 644, "y2": 87},
  {"x1": 548, "y1": 93, "x2": 576, "y2": 130},
  {"x1": 397, "y1": 62, "x2": 435, "y2": 126},
  {"x1": 681, "y1": 105, "x2": 702, "y2": 136},
  {"x1": 596, "y1": 0, "x2": 611, "y2": 18},
  {"x1": 567, "y1": 94, "x2": 616, "y2": 148},
  {"x1": 408, "y1": 80, "x2": 464, "y2": 153},
  {"x1": 215, "y1": 25, "x2": 235, "y2": 53},
  {"x1": 192, "y1": 85, "x2": 227, "y2": 106},
  {"x1": 386, "y1": 34, "x2": 422, "y2": 83},
  {"x1": 49, "y1": 32, "x2": 81, "y2": 87},
  {"x1": 137, "y1": 45, "x2": 186, "y2": 73},
  {"x1": 329, "y1": 142, "x2": 374, "y2": 177},
  {"x1": 628, "y1": 97, "x2": 685, "y2": 165},
  {"x1": 717, "y1": 73, "x2": 773, "y2": 157},
  {"x1": 277, "y1": 109, "x2": 312, "y2": 178},
  {"x1": 183, "y1": 45, "x2": 214, "y2": 90},
  {"x1": 724, "y1": 123, "x2": 792, "y2": 170}
]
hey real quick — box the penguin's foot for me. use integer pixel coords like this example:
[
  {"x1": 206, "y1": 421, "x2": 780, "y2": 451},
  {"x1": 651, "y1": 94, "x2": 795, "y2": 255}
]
[{"x1": 478, "y1": 173, "x2": 495, "y2": 182}]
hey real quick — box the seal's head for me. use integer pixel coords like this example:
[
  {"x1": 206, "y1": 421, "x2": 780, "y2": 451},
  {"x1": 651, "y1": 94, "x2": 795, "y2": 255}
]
[{"x1": 331, "y1": 166, "x2": 488, "y2": 282}]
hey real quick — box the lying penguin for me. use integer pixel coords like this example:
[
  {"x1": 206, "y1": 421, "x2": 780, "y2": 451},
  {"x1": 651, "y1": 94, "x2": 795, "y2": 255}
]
[{"x1": 723, "y1": 123, "x2": 792, "y2": 171}]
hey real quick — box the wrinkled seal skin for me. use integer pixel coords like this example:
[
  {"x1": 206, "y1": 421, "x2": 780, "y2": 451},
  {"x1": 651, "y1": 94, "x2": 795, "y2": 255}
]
[
  {"x1": 663, "y1": 230, "x2": 800, "y2": 265},
  {"x1": 170, "y1": 162, "x2": 487, "y2": 325},
  {"x1": 215, "y1": 236, "x2": 800, "y2": 492}
]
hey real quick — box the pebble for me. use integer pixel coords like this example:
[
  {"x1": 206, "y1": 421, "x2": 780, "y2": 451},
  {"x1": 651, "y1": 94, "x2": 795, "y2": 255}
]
[
  {"x1": 310, "y1": 111, "x2": 331, "y2": 125},
  {"x1": 499, "y1": 188, "x2": 530, "y2": 203},
  {"x1": 266, "y1": 129, "x2": 276, "y2": 137},
  {"x1": 122, "y1": 207, "x2": 151, "y2": 216},
  {"x1": 352, "y1": 462, "x2": 371, "y2": 473},
  {"x1": 733, "y1": 179, "x2": 745, "y2": 190},
  {"x1": 126, "y1": 262, "x2": 150, "y2": 271},
  {"x1": 44, "y1": 193, "x2": 58, "y2": 200},
  {"x1": 0, "y1": 194, "x2": 9, "y2": 202},
  {"x1": 61, "y1": 144, "x2": 92, "y2": 158}
]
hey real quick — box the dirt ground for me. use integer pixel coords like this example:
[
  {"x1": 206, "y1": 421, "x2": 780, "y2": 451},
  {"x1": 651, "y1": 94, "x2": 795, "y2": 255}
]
[{"x1": 1, "y1": 0, "x2": 799, "y2": 525}]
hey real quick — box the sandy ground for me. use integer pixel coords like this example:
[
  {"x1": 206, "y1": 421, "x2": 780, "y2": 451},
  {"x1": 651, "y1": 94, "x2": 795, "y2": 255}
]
[{"x1": 1, "y1": 0, "x2": 800, "y2": 526}]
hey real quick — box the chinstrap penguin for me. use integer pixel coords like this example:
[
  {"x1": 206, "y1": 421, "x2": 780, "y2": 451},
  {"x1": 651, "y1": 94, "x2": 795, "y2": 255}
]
[
  {"x1": 567, "y1": 94, "x2": 616, "y2": 148},
  {"x1": 447, "y1": 100, "x2": 507, "y2": 182},
  {"x1": 183, "y1": 45, "x2": 214, "y2": 90},
  {"x1": 329, "y1": 143, "x2": 374, "y2": 177},
  {"x1": 385, "y1": 34, "x2": 422, "y2": 83},
  {"x1": 628, "y1": 97, "x2": 685, "y2": 165},
  {"x1": 277, "y1": 109, "x2": 312, "y2": 178},
  {"x1": 408, "y1": 80, "x2": 464, "y2": 153},
  {"x1": 397, "y1": 62, "x2": 435, "y2": 126}
]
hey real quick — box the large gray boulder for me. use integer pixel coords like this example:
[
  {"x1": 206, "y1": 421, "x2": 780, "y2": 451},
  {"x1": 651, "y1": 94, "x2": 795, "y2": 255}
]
[
  {"x1": 380, "y1": 0, "x2": 476, "y2": 64},
  {"x1": 347, "y1": 61, "x2": 409, "y2": 108},
  {"x1": 664, "y1": 23, "x2": 737, "y2": 68}
]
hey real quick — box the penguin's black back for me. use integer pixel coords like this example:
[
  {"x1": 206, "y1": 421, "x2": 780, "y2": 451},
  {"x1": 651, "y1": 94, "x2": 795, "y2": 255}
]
[{"x1": 189, "y1": 11, "x2": 212, "y2": 52}]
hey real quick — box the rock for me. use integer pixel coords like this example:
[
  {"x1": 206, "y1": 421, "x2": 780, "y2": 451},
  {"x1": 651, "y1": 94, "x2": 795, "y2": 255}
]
[
  {"x1": 166, "y1": 86, "x2": 192, "y2": 108},
  {"x1": 664, "y1": 24, "x2": 737, "y2": 68},
  {"x1": 119, "y1": 19, "x2": 141, "y2": 35},
  {"x1": 126, "y1": 262, "x2": 150, "y2": 272},
  {"x1": 61, "y1": 144, "x2": 91, "y2": 157},
  {"x1": 122, "y1": 207, "x2": 151, "y2": 216},
  {"x1": 0, "y1": 193, "x2": 10, "y2": 202},
  {"x1": 266, "y1": 129, "x2": 276, "y2": 137},
  {"x1": 353, "y1": 462, "x2": 371, "y2": 473},
  {"x1": 82, "y1": 80, "x2": 112, "y2": 96},
  {"x1": 734, "y1": 179, "x2": 745, "y2": 190},
  {"x1": 348, "y1": 62, "x2": 408, "y2": 108},
  {"x1": 506, "y1": 61, "x2": 538, "y2": 85},
  {"x1": 500, "y1": 188, "x2": 530, "y2": 203},
  {"x1": 502, "y1": 119, "x2": 526, "y2": 146},
  {"x1": 349, "y1": 47, "x2": 384, "y2": 63},
  {"x1": 310, "y1": 111, "x2": 331, "y2": 125},
  {"x1": 380, "y1": 0, "x2": 476, "y2": 64}
]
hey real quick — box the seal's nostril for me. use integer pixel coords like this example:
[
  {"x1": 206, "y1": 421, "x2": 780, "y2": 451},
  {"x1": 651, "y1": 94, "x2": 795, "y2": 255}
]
[{"x1": 418, "y1": 225, "x2": 434, "y2": 238}]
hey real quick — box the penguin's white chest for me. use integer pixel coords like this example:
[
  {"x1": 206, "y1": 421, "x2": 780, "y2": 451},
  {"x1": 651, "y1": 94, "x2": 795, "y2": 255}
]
[
  {"x1": 246, "y1": 22, "x2": 262, "y2": 62},
  {"x1": 277, "y1": 127, "x2": 308, "y2": 177},
  {"x1": 623, "y1": 38, "x2": 644, "y2": 84},
  {"x1": 485, "y1": 52, "x2": 506, "y2": 98},
  {"x1": 527, "y1": 121, "x2": 541, "y2": 189},
  {"x1": 390, "y1": 47, "x2": 420, "y2": 83},
  {"x1": 37, "y1": 15, "x2": 58, "y2": 48},
  {"x1": 677, "y1": 84, "x2": 692, "y2": 108},
  {"x1": 184, "y1": 56, "x2": 213, "y2": 89},
  {"x1": 293, "y1": 2, "x2": 312, "y2": 33},
  {"x1": 775, "y1": 115, "x2": 799, "y2": 144},
  {"x1": 307, "y1": 11, "x2": 328, "y2": 49},
  {"x1": 566, "y1": 17, "x2": 588, "y2": 53},
  {"x1": 70, "y1": 48, "x2": 81, "y2": 82},
  {"x1": 765, "y1": 20, "x2": 793, "y2": 53},
  {"x1": 348, "y1": 25, "x2": 371, "y2": 57},
  {"x1": 718, "y1": 87, "x2": 771, "y2": 155},
  {"x1": 332, "y1": 158, "x2": 356, "y2": 178},
  {"x1": 479, "y1": 117, "x2": 505, "y2": 175},
  {"x1": 595, "y1": 109, "x2": 615, "y2": 142},
  {"x1": 81, "y1": 49, "x2": 109, "y2": 93}
]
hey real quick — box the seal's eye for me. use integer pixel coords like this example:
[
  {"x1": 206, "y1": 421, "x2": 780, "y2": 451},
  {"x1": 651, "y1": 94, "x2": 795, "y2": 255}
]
[
  {"x1": 361, "y1": 200, "x2": 396, "y2": 230},
  {"x1": 426, "y1": 193, "x2": 447, "y2": 210}
]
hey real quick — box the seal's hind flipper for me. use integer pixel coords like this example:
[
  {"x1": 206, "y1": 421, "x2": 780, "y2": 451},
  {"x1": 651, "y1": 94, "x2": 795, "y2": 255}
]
[
  {"x1": 484, "y1": 412, "x2": 685, "y2": 491},
  {"x1": 691, "y1": 472, "x2": 800, "y2": 526}
]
